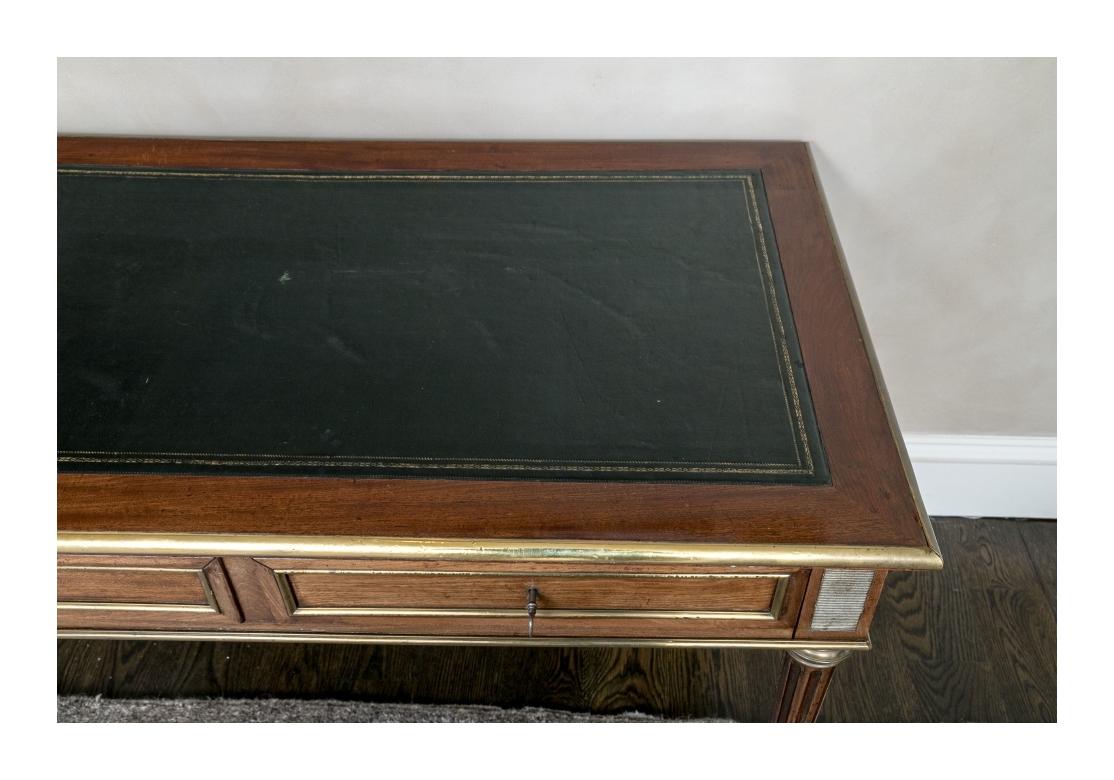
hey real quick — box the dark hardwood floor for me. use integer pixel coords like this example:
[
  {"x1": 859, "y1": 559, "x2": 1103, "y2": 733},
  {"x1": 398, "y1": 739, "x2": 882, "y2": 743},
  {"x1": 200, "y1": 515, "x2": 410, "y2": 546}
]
[{"x1": 56, "y1": 517, "x2": 1056, "y2": 722}]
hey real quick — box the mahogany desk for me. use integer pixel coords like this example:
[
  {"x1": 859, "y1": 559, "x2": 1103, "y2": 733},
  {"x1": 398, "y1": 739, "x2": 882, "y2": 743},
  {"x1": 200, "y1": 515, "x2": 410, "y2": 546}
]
[{"x1": 56, "y1": 138, "x2": 941, "y2": 722}]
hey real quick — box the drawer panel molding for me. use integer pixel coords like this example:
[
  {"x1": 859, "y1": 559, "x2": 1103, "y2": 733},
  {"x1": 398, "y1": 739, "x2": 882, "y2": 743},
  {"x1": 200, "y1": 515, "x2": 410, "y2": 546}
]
[
  {"x1": 58, "y1": 565, "x2": 221, "y2": 614},
  {"x1": 57, "y1": 555, "x2": 242, "y2": 626},
  {"x1": 265, "y1": 563, "x2": 793, "y2": 623}
]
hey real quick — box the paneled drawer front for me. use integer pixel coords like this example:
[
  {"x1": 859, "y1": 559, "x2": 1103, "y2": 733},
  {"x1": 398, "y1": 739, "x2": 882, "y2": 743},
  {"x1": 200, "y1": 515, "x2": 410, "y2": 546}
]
[
  {"x1": 57, "y1": 554, "x2": 242, "y2": 629},
  {"x1": 254, "y1": 559, "x2": 806, "y2": 639}
]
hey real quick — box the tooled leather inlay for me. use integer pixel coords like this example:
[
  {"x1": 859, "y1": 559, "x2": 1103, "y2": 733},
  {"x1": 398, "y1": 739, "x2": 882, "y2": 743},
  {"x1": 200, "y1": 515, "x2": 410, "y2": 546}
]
[{"x1": 58, "y1": 168, "x2": 828, "y2": 483}]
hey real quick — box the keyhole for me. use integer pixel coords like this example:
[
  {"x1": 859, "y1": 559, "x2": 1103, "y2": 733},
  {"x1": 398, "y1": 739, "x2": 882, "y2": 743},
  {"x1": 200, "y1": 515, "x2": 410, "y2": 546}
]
[{"x1": 526, "y1": 586, "x2": 539, "y2": 638}]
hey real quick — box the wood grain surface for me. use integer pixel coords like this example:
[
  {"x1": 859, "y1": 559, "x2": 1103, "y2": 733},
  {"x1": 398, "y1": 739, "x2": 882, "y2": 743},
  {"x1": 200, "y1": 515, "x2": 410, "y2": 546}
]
[
  {"x1": 59, "y1": 568, "x2": 209, "y2": 606},
  {"x1": 773, "y1": 653, "x2": 839, "y2": 722},
  {"x1": 57, "y1": 137, "x2": 934, "y2": 556},
  {"x1": 270, "y1": 565, "x2": 784, "y2": 613},
  {"x1": 57, "y1": 518, "x2": 1053, "y2": 721}
]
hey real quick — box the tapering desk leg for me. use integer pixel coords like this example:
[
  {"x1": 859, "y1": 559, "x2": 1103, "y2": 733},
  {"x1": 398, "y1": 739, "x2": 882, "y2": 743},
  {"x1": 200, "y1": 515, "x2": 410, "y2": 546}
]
[{"x1": 772, "y1": 648, "x2": 853, "y2": 722}]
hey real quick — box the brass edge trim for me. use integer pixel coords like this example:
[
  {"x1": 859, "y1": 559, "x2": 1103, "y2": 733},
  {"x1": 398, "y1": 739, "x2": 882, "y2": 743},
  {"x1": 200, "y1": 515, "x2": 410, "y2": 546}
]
[
  {"x1": 57, "y1": 563, "x2": 222, "y2": 614},
  {"x1": 804, "y1": 145, "x2": 942, "y2": 566},
  {"x1": 196, "y1": 567, "x2": 221, "y2": 612},
  {"x1": 58, "y1": 565, "x2": 201, "y2": 573},
  {"x1": 56, "y1": 629, "x2": 872, "y2": 650},
  {"x1": 274, "y1": 572, "x2": 299, "y2": 617},
  {"x1": 57, "y1": 602, "x2": 217, "y2": 614},
  {"x1": 272, "y1": 569, "x2": 785, "y2": 579},
  {"x1": 287, "y1": 608, "x2": 779, "y2": 621},
  {"x1": 57, "y1": 532, "x2": 944, "y2": 570},
  {"x1": 770, "y1": 572, "x2": 790, "y2": 620}
]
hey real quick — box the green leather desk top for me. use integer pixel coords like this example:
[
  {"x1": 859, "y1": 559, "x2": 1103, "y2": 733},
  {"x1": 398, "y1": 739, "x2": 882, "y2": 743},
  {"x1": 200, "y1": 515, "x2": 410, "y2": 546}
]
[{"x1": 58, "y1": 167, "x2": 828, "y2": 484}]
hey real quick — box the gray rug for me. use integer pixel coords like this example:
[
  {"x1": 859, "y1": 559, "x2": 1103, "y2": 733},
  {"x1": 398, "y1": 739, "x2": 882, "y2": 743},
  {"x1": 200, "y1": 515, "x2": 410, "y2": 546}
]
[{"x1": 58, "y1": 696, "x2": 722, "y2": 723}]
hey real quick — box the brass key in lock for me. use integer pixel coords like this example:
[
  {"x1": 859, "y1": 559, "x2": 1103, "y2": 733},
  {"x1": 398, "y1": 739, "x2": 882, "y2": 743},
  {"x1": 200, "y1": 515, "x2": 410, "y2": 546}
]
[{"x1": 526, "y1": 586, "x2": 539, "y2": 638}]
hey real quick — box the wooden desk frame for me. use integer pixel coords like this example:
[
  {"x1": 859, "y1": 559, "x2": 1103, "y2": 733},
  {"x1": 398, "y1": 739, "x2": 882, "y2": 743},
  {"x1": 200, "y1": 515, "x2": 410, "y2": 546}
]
[{"x1": 57, "y1": 138, "x2": 941, "y2": 722}]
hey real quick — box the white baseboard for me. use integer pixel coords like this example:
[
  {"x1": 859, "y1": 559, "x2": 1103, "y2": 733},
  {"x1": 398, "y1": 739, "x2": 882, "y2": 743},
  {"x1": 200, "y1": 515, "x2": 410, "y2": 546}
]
[{"x1": 902, "y1": 434, "x2": 1056, "y2": 519}]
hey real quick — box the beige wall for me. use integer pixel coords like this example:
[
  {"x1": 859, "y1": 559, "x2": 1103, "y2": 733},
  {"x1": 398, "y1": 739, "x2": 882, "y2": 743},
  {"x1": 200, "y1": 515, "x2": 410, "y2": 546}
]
[{"x1": 57, "y1": 58, "x2": 1056, "y2": 436}]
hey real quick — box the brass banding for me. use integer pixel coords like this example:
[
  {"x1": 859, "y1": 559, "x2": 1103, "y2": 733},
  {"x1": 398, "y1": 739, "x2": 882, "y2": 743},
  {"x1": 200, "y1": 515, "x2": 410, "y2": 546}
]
[
  {"x1": 57, "y1": 603, "x2": 217, "y2": 614},
  {"x1": 57, "y1": 531, "x2": 945, "y2": 570},
  {"x1": 56, "y1": 629, "x2": 872, "y2": 651}
]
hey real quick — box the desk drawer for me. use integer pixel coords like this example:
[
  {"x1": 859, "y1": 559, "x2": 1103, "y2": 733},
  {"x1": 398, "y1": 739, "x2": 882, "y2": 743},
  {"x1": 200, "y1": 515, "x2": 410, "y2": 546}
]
[
  {"x1": 57, "y1": 554, "x2": 242, "y2": 629},
  {"x1": 254, "y1": 559, "x2": 806, "y2": 639}
]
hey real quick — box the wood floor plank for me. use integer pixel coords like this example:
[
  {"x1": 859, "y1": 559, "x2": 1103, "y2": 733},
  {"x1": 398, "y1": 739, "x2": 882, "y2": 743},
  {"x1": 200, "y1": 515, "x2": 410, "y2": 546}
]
[
  {"x1": 57, "y1": 517, "x2": 1056, "y2": 722},
  {"x1": 983, "y1": 586, "x2": 1057, "y2": 722},
  {"x1": 939, "y1": 517, "x2": 1038, "y2": 592},
  {"x1": 1019, "y1": 520, "x2": 1057, "y2": 615}
]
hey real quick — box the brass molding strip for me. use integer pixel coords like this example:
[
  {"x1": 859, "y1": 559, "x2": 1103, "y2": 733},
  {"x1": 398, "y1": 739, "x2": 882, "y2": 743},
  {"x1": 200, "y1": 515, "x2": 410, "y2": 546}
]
[
  {"x1": 57, "y1": 603, "x2": 216, "y2": 614},
  {"x1": 57, "y1": 532, "x2": 944, "y2": 570},
  {"x1": 56, "y1": 629, "x2": 872, "y2": 651},
  {"x1": 271, "y1": 568, "x2": 787, "y2": 578},
  {"x1": 57, "y1": 564, "x2": 221, "y2": 615},
  {"x1": 271, "y1": 569, "x2": 789, "y2": 621},
  {"x1": 284, "y1": 608, "x2": 778, "y2": 621},
  {"x1": 770, "y1": 572, "x2": 790, "y2": 619}
]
